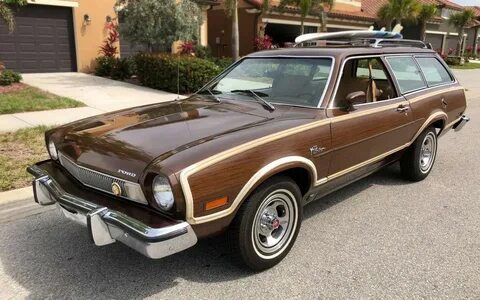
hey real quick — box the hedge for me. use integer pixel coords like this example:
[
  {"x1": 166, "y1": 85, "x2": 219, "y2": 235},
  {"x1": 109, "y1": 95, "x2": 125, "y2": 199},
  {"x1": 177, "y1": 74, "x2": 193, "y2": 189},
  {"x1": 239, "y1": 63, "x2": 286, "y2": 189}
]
[
  {"x1": 135, "y1": 54, "x2": 221, "y2": 94},
  {"x1": 95, "y1": 56, "x2": 134, "y2": 80}
]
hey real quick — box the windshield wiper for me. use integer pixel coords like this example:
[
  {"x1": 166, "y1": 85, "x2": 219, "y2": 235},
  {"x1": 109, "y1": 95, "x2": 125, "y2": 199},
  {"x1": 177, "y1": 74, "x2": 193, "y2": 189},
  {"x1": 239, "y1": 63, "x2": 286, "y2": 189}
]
[
  {"x1": 197, "y1": 88, "x2": 221, "y2": 103},
  {"x1": 230, "y1": 89, "x2": 275, "y2": 112}
]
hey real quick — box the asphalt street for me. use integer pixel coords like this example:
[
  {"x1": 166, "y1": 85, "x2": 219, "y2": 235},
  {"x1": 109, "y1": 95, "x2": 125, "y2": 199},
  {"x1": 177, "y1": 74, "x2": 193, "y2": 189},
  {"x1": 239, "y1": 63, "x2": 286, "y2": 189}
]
[{"x1": 0, "y1": 70, "x2": 479, "y2": 299}]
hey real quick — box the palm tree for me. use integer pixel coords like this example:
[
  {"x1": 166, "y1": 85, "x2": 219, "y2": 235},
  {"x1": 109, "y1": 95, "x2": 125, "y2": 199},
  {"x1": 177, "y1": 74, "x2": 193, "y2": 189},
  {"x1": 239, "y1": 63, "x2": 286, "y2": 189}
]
[
  {"x1": 377, "y1": 0, "x2": 420, "y2": 31},
  {"x1": 224, "y1": 0, "x2": 240, "y2": 60},
  {"x1": 316, "y1": 0, "x2": 334, "y2": 32},
  {"x1": 224, "y1": 0, "x2": 268, "y2": 60},
  {"x1": 448, "y1": 9, "x2": 476, "y2": 56},
  {"x1": 279, "y1": 0, "x2": 313, "y2": 35},
  {"x1": 280, "y1": 0, "x2": 334, "y2": 34},
  {"x1": 417, "y1": 4, "x2": 437, "y2": 41},
  {"x1": 0, "y1": 2, "x2": 16, "y2": 32}
]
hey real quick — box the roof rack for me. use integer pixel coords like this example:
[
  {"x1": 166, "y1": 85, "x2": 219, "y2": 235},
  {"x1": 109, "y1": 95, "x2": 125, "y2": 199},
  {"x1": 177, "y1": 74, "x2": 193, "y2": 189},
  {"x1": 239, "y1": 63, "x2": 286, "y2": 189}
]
[
  {"x1": 295, "y1": 38, "x2": 431, "y2": 49},
  {"x1": 294, "y1": 30, "x2": 432, "y2": 49}
]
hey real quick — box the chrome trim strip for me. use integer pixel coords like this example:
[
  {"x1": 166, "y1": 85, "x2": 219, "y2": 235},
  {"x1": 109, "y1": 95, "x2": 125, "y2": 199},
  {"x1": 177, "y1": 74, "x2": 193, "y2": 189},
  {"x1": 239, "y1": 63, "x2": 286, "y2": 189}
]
[
  {"x1": 58, "y1": 152, "x2": 148, "y2": 205},
  {"x1": 180, "y1": 110, "x2": 448, "y2": 225},
  {"x1": 27, "y1": 164, "x2": 197, "y2": 259}
]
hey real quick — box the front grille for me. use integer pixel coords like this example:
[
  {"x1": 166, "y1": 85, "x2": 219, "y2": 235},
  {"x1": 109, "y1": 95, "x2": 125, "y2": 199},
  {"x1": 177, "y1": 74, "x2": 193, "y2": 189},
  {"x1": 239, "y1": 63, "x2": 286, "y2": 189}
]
[{"x1": 58, "y1": 152, "x2": 128, "y2": 198}]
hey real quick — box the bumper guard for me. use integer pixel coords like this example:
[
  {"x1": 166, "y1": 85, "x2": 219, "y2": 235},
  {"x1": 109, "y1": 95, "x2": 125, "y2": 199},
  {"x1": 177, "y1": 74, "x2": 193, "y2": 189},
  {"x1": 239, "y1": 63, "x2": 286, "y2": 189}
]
[{"x1": 27, "y1": 164, "x2": 197, "y2": 259}]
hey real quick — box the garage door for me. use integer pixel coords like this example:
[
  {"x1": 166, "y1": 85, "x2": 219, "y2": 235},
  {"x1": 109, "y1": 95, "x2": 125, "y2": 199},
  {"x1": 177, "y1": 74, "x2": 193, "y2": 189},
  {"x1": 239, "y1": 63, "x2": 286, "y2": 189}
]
[{"x1": 0, "y1": 5, "x2": 76, "y2": 73}]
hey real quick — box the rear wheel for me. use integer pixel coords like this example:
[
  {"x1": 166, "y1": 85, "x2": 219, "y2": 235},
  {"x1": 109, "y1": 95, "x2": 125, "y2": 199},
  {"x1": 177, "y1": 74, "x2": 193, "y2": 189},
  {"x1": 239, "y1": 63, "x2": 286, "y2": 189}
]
[
  {"x1": 400, "y1": 126, "x2": 438, "y2": 181},
  {"x1": 228, "y1": 176, "x2": 302, "y2": 270}
]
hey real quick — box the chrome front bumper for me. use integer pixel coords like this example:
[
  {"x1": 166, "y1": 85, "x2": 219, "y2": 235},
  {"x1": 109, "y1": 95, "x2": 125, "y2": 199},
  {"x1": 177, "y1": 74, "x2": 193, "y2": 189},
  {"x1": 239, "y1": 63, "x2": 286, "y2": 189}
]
[{"x1": 27, "y1": 164, "x2": 197, "y2": 259}]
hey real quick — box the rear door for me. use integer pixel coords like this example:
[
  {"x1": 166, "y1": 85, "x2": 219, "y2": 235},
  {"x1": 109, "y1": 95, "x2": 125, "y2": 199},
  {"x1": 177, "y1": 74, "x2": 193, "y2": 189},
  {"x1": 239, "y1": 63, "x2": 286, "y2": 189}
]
[
  {"x1": 413, "y1": 56, "x2": 464, "y2": 124},
  {"x1": 327, "y1": 55, "x2": 416, "y2": 177}
]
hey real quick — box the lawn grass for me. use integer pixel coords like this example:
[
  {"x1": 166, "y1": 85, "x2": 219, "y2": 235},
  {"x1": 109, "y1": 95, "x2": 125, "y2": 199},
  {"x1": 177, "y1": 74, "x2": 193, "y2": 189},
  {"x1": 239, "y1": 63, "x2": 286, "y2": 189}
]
[
  {"x1": 0, "y1": 126, "x2": 51, "y2": 192},
  {"x1": 449, "y1": 62, "x2": 480, "y2": 70},
  {"x1": 0, "y1": 86, "x2": 84, "y2": 114}
]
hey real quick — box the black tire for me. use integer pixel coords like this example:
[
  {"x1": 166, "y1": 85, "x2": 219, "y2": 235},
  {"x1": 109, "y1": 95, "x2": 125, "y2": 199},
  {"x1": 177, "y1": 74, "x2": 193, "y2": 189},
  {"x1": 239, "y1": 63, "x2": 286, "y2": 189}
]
[
  {"x1": 227, "y1": 176, "x2": 303, "y2": 271},
  {"x1": 400, "y1": 126, "x2": 438, "y2": 181}
]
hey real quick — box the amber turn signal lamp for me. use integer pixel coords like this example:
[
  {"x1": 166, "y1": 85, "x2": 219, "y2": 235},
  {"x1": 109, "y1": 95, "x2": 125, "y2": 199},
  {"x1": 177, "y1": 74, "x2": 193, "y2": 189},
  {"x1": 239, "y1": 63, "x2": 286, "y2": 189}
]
[{"x1": 205, "y1": 196, "x2": 228, "y2": 211}]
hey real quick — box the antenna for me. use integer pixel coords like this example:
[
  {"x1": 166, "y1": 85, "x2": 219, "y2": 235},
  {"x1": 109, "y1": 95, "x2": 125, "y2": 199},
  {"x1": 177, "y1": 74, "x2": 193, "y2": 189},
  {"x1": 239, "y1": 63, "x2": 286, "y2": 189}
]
[{"x1": 176, "y1": 61, "x2": 180, "y2": 100}]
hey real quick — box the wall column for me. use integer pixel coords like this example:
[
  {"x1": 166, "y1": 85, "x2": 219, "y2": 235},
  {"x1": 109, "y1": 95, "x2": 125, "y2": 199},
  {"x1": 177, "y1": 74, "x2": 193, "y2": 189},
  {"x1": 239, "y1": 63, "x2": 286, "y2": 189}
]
[
  {"x1": 200, "y1": 8, "x2": 208, "y2": 46},
  {"x1": 441, "y1": 34, "x2": 447, "y2": 55}
]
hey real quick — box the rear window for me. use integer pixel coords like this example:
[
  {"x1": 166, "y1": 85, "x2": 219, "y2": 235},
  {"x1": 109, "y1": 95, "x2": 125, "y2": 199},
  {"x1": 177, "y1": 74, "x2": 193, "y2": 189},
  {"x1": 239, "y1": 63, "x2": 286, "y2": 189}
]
[
  {"x1": 416, "y1": 57, "x2": 453, "y2": 86},
  {"x1": 386, "y1": 56, "x2": 427, "y2": 93}
]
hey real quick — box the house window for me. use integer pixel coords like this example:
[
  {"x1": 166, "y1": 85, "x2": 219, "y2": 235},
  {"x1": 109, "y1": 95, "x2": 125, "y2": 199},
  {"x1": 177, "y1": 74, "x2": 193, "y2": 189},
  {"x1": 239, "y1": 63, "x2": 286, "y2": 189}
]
[{"x1": 441, "y1": 8, "x2": 453, "y2": 19}]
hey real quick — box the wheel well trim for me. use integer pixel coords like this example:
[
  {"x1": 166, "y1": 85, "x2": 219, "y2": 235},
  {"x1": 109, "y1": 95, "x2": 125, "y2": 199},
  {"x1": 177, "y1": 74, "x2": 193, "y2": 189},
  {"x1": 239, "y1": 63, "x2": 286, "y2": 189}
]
[
  {"x1": 182, "y1": 156, "x2": 319, "y2": 225},
  {"x1": 410, "y1": 111, "x2": 447, "y2": 143},
  {"x1": 181, "y1": 112, "x2": 448, "y2": 225}
]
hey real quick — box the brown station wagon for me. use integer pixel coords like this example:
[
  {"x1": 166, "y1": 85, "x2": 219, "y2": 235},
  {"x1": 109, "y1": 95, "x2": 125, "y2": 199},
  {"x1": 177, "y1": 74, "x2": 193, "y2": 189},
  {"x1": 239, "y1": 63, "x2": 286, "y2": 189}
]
[{"x1": 28, "y1": 37, "x2": 469, "y2": 270}]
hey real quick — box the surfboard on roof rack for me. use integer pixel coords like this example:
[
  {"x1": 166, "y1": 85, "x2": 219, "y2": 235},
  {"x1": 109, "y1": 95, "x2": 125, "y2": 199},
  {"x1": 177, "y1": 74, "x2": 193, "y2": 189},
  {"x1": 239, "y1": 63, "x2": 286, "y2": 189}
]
[{"x1": 294, "y1": 30, "x2": 403, "y2": 45}]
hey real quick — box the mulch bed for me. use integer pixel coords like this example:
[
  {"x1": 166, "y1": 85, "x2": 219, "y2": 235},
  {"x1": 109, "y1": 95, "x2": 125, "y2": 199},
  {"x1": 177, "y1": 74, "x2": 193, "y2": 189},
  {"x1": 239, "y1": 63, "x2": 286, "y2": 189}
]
[{"x1": 0, "y1": 83, "x2": 28, "y2": 94}]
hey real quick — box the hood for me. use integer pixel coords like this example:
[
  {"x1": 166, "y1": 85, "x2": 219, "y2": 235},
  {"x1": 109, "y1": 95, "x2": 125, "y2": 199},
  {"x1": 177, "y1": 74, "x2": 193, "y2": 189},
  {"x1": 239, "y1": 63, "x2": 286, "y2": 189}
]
[{"x1": 55, "y1": 96, "x2": 278, "y2": 180}]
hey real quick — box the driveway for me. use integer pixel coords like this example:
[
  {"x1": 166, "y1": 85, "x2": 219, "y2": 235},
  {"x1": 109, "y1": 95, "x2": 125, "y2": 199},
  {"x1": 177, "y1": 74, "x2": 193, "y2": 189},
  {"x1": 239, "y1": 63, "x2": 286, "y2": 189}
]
[
  {"x1": 22, "y1": 73, "x2": 181, "y2": 113},
  {"x1": 0, "y1": 70, "x2": 479, "y2": 299}
]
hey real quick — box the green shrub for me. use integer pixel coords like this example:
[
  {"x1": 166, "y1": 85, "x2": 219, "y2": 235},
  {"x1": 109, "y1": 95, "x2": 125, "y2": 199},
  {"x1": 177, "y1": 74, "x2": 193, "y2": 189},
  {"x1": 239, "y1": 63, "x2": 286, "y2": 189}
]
[
  {"x1": 135, "y1": 54, "x2": 220, "y2": 94},
  {"x1": 0, "y1": 69, "x2": 22, "y2": 86},
  {"x1": 95, "y1": 56, "x2": 134, "y2": 80},
  {"x1": 95, "y1": 56, "x2": 116, "y2": 77},
  {"x1": 111, "y1": 57, "x2": 134, "y2": 80},
  {"x1": 209, "y1": 57, "x2": 235, "y2": 71},
  {"x1": 194, "y1": 45, "x2": 212, "y2": 59},
  {"x1": 445, "y1": 56, "x2": 462, "y2": 66}
]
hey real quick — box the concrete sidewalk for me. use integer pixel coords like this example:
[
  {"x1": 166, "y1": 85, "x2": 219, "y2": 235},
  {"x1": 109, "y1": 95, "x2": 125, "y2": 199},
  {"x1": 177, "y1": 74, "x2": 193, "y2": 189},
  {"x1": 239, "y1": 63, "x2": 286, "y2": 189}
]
[{"x1": 0, "y1": 73, "x2": 180, "y2": 133}]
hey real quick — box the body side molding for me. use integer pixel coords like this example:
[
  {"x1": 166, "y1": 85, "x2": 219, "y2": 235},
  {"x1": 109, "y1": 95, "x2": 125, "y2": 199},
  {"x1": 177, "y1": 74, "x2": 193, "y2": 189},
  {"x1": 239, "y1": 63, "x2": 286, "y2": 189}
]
[{"x1": 180, "y1": 110, "x2": 448, "y2": 225}]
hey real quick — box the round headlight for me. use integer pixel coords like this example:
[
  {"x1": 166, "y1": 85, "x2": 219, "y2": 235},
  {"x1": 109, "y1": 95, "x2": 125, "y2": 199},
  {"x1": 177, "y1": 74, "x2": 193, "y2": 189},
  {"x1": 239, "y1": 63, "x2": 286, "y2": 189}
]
[
  {"x1": 48, "y1": 139, "x2": 58, "y2": 160},
  {"x1": 152, "y1": 175, "x2": 174, "y2": 211}
]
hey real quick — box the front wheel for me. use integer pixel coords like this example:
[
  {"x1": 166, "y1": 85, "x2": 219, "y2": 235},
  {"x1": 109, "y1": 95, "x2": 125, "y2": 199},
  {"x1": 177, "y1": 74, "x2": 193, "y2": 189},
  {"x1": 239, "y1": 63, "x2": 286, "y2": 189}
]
[
  {"x1": 228, "y1": 176, "x2": 302, "y2": 270},
  {"x1": 400, "y1": 126, "x2": 438, "y2": 181}
]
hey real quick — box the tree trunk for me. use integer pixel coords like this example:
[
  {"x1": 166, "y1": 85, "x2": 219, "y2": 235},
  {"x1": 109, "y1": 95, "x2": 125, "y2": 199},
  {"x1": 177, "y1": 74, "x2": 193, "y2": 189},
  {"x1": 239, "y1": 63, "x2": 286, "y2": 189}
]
[
  {"x1": 320, "y1": 11, "x2": 327, "y2": 32},
  {"x1": 385, "y1": 19, "x2": 392, "y2": 31},
  {"x1": 474, "y1": 27, "x2": 479, "y2": 56},
  {"x1": 421, "y1": 22, "x2": 427, "y2": 41},
  {"x1": 300, "y1": 18, "x2": 305, "y2": 35},
  {"x1": 457, "y1": 28, "x2": 464, "y2": 56},
  {"x1": 231, "y1": 0, "x2": 240, "y2": 60}
]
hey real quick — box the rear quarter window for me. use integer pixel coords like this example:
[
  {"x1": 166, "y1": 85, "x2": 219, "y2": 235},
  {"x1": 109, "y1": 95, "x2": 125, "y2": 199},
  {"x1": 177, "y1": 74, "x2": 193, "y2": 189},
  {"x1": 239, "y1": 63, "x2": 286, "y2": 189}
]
[
  {"x1": 415, "y1": 57, "x2": 453, "y2": 86},
  {"x1": 386, "y1": 56, "x2": 427, "y2": 93}
]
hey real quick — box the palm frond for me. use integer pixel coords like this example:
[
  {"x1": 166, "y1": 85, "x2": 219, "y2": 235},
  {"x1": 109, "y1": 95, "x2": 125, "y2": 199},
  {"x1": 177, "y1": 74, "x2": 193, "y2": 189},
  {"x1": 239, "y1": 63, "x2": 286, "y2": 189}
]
[{"x1": 0, "y1": 3, "x2": 15, "y2": 33}]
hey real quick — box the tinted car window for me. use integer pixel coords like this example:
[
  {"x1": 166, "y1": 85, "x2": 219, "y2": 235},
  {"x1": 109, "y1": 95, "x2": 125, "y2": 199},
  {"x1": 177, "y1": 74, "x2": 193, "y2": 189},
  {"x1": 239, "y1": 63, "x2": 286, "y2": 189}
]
[
  {"x1": 416, "y1": 57, "x2": 453, "y2": 86},
  {"x1": 386, "y1": 56, "x2": 426, "y2": 93}
]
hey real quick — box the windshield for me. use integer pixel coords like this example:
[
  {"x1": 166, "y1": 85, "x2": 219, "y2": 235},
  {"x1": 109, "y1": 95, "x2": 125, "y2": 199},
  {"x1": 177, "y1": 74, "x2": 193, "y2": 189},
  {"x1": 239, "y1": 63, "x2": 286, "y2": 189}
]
[{"x1": 208, "y1": 57, "x2": 333, "y2": 107}]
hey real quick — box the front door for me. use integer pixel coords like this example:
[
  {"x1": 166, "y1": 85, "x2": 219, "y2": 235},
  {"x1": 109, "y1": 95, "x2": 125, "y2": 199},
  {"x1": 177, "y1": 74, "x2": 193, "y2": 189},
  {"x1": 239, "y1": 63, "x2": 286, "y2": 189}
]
[{"x1": 326, "y1": 56, "x2": 416, "y2": 178}]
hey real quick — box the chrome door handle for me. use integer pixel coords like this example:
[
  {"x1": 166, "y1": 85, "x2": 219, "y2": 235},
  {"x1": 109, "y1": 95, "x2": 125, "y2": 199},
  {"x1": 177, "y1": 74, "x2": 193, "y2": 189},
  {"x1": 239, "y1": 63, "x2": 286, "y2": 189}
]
[{"x1": 397, "y1": 106, "x2": 409, "y2": 112}]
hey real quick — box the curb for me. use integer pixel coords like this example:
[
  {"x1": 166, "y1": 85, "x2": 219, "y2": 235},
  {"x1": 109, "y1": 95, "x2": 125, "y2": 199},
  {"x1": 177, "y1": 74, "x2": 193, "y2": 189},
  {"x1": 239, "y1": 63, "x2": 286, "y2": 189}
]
[{"x1": 0, "y1": 187, "x2": 33, "y2": 204}]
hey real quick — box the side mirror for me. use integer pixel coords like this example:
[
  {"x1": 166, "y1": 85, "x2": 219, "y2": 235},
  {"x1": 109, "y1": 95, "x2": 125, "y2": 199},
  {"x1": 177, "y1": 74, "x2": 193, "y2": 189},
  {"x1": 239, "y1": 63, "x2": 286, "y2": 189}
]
[{"x1": 345, "y1": 91, "x2": 366, "y2": 111}]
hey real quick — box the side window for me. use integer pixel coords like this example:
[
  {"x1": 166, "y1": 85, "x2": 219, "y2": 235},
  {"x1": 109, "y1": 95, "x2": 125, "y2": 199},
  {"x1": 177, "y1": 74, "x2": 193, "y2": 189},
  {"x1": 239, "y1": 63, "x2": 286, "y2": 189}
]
[
  {"x1": 386, "y1": 56, "x2": 426, "y2": 93},
  {"x1": 416, "y1": 57, "x2": 453, "y2": 86},
  {"x1": 355, "y1": 59, "x2": 387, "y2": 80},
  {"x1": 333, "y1": 57, "x2": 397, "y2": 107}
]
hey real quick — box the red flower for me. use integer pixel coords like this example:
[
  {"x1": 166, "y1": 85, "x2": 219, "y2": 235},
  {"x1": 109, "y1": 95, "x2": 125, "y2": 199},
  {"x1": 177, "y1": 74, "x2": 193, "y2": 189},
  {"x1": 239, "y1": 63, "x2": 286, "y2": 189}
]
[{"x1": 254, "y1": 35, "x2": 273, "y2": 51}]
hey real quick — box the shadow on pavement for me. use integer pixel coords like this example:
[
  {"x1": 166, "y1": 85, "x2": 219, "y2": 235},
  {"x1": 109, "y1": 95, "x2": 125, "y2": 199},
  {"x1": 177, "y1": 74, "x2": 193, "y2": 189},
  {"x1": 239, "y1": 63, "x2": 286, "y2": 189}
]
[{"x1": 0, "y1": 163, "x2": 409, "y2": 298}]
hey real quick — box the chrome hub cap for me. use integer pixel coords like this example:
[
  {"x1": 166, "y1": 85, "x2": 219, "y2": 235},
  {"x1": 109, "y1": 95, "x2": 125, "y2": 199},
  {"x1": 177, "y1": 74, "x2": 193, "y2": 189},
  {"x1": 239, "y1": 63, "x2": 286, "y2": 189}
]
[
  {"x1": 419, "y1": 132, "x2": 437, "y2": 173},
  {"x1": 252, "y1": 189, "x2": 297, "y2": 257}
]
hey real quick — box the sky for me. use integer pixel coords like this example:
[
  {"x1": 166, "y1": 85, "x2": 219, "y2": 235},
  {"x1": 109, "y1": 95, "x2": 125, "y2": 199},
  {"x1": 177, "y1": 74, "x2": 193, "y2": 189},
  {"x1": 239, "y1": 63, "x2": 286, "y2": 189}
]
[{"x1": 453, "y1": 0, "x2": 480, "y2": 5}]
